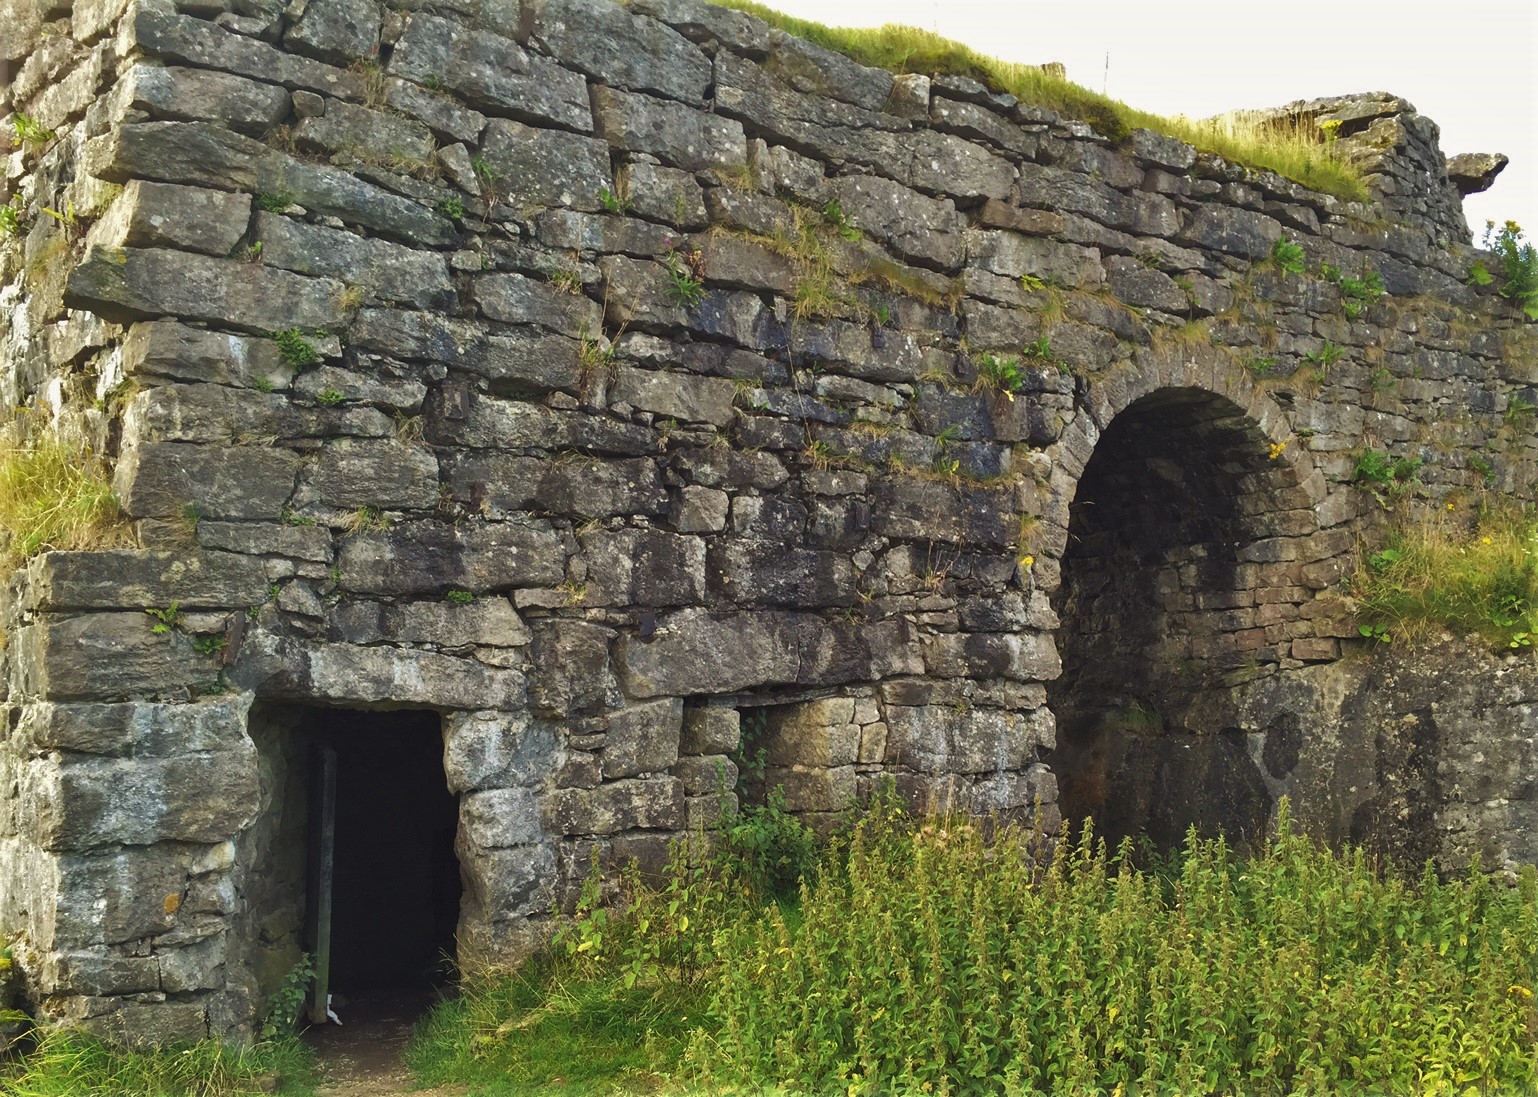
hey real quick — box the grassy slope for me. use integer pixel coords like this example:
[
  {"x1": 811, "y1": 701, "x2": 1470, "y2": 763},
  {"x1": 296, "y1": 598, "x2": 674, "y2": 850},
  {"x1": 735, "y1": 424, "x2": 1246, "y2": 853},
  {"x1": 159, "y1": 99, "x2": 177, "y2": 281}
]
[{"x1": 712, "y1": 0, "x2": 1369, "y2": 202}]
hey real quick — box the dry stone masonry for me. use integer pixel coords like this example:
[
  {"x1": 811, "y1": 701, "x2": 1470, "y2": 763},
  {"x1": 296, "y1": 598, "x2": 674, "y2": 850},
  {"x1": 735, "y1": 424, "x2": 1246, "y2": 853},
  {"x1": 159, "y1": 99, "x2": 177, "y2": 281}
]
[{"x1": 1, "y1": 0, "x2": 1535, "y2": 1043}]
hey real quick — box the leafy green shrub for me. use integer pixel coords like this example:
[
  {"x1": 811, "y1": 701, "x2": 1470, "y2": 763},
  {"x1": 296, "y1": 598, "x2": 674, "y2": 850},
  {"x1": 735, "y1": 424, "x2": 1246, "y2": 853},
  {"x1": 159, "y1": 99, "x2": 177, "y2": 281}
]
[
  {"x1": 975, "y1": 352, "x2": 1023, "y2": 393},
  {"x1": 703, "y1": 804, "x2": 1538, "y2": 1096},
  {"x1": 716, "y1": 785, "x2": 819, "y2": 901},
  {"x1": 1353, "y1": 448, "x2": 1422, "y2": 492},
  {"x1": 273, "y1": 328, "x2": 320, "y2": 370},
  {"x1": 1352, "y1": 500, "x2": 1538, "y2": 648},
  {"x1": 663, "y1": 248, "x2": 706, "y2": 307},
  {"x1": 0, "y1": 196, "x2": 24, "y2": 241},
  {"x1": 1271, "y1": 236, "x2": 1306, "y2": 275},
  {"x1": 1484, "y1": 220, "x2": 1538, "y2": 320}
]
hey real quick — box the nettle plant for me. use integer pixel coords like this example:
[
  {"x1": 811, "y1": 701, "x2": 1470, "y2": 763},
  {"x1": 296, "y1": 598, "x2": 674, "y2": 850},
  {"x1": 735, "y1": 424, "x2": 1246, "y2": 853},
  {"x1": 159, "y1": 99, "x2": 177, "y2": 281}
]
[{"x1": 1478, "y1": 220, "x2": 1538, "y2": 320}]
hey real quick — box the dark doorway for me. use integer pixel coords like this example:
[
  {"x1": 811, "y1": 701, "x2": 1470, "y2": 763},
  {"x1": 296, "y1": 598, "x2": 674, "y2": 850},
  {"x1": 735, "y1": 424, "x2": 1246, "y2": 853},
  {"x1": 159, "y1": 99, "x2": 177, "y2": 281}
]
[
  {"x1": 1048, "y1": 388, "x2": 1282, "y2": 852},
  {"x1": 317, "y1": 709, "x2": 460, "y2": 997}
]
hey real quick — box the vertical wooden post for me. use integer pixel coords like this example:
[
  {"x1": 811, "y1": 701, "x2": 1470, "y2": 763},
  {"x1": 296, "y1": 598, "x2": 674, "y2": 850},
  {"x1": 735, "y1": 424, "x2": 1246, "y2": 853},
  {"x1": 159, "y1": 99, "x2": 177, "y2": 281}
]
[{"x1": 307, "y1": 744, "x2": 337, "y2": 1025}]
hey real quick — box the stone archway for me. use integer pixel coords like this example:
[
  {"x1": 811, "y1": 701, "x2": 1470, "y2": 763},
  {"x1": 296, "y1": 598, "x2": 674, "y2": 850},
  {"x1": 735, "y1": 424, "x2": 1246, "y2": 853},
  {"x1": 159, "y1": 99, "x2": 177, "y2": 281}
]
[{"x1": 1043, "y1": 354, "x2": 1332, "y2": 850}]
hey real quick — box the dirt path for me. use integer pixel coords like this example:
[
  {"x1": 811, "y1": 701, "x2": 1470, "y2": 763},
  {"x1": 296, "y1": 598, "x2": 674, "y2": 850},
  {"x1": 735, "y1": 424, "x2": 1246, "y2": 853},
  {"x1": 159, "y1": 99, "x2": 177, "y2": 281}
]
[{"x1": 308, "y1": 994, "x2": 468, "y2": 1097}]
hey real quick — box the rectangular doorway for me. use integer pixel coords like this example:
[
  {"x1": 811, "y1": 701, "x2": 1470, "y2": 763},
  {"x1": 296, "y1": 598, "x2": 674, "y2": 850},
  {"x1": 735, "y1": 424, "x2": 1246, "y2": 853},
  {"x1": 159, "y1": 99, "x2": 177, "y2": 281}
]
[{"x1": 243, "y1": 704, "x2": 461, "y2": 1026}]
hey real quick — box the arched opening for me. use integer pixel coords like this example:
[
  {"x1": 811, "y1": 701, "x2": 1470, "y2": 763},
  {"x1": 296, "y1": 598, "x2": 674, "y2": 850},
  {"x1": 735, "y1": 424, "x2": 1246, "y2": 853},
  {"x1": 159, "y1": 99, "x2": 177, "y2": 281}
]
[{"x1": 1048, "y1": 387, "x2": 1307, "y2": 852}]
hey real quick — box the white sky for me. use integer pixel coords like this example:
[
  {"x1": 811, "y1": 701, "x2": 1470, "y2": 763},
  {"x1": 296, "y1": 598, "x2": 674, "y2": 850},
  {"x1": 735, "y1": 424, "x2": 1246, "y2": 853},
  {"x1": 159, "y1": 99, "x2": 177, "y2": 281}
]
[{"x1": 755, "y1": 0, "x2": 1538, "y2": 246}]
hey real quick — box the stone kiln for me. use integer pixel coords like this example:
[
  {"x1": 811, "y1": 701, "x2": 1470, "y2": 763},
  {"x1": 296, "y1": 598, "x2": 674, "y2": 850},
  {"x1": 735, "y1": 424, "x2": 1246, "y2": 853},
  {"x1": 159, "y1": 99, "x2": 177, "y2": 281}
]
[{"x1": 0, "y1": 0, "x2": 1535, "y2": 1041}]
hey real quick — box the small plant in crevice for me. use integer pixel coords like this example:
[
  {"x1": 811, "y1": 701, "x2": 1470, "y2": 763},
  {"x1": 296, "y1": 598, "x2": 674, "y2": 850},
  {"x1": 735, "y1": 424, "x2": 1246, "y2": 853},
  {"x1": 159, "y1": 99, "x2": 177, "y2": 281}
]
[
  {"x1": 1470, "y1": 454, "x2": 1496, "y2": 485},
  {"x1": 274, "y1": 328, "x2": 321, "y2": 370},
  {"x1": 146, "y1": 602, "x2": 184, "y2": 635},
  {"x1": 599, "y1": 186, "x2": 632, "y2": 215},
  {"x1": 1357, "y1": 622, "x2": 1392, "y2": 645},
  {"x1": 975, "y1": 352, "x2": 1024, "y2": 395},
  {"x1": 662, "y1": 247, "x2": 706, "y2": 307},
  {"x1": 437, "y1": 194, "x2": 466, "y2": 220},
  {"x1": 1483, "y1": 219, "x2": 1538, "y2": 319},
  {"x1": 550, "y1": 269, "x2": 583, "y2": 295},
  {"x1": 445, "y1": 588, "x2": 475, "y2": 605},
  {"x1": 1322, "y1": 263, "x2": 1387, "y2": 319},
  {"x1": 1353, "y1": 448, "x2": 1423, "y2": 495},
  {"x1": 9, "y1": 112, "x2": 54, "y2": 146},
  {"x1": 1505, "y1": 395, "x2": 1537, "y2": 431},
  {"x1": 821, "y1": 198, "x2": 861, "y2": 242},
  {"x1": 1270, "y1": 235, "x2": 1306, "y2": 275},
  {"x1": 343, "y1": 505, "x2": 388, "y2": 534},
  {"x1": 255, "y1": 192, "x2": 294, "y2": 213},
  {"x1": 1302, "y1": 338, "x2": 1344, "y2": 378},
  {"x1": 0, "y1": 194, "x2": 24, "y2": 240},
  {"x1": 314, "y1": 387, "x2": 345, "y2": 406}
]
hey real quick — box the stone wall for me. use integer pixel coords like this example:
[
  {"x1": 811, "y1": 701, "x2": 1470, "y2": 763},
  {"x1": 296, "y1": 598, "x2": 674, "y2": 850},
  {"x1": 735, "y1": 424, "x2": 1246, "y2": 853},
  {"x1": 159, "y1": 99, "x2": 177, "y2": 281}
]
[{"x1": 1, "y1": 0, "x2": 1535, "y2": 1041}]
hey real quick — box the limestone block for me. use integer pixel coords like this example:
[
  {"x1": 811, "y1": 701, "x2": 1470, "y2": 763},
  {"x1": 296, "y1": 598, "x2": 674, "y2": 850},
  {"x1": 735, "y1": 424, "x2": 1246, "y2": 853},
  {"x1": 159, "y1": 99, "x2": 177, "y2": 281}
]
[
  {"x1": 442, "y1": 711, "x2": 556, "y2": 794},
  {"x1": 580, "y1": 529, "x2": 707, "y2": 608},
  {"x1": 591, "y1": 85, "x2": 748, "y2": 173},
  {"x1": 907, "y1": 130, "x2": 1015, "y2": 200},
  {"x1": 923, "y1": 631, "x2": 1062, "y2": 683},
  {"x1": 674, "y1": 755, "x2": 735, "y2": 795},
  {"x1": 525, "y1": 0, "x2": 712, "y2": 105},
  {"x1": 460, "y1": 787, "x2": 543, "y2": 849},
  {"x1": 85, "y1": 122, "x2": 455, "y2": 245},
  {"x1": 196, "y1": 522, "x2": 331, "y2": 563},
  {"x1": 929, "y1": 97, "x2": 1039, "y2": 159},
  {"x1": 285, "y1": 0, "x2": 382, "y2": 64},
  {"x1": 693, "y1": 234, "x2": 797, "y2": 295},
  {"x1": 763, "y1": 765, "x2": 856, "y2": 813},
  {"x1": 17, "y1": 695, "x2": 254, "y2": 759},
  {"x1": 122, "y1": 322, "x2": 291, "y2": 390},
  {"x1": 29, "y1": 744, "x2": 259, "y2": 850},
  {"x1": 295, "y1": 99, "x2": 434, "y2": 163},
  {"x1": 471, "y1": 273, "x2": 602, "y2": 338},
  {"x1": 762, "y1": 699, "x2": 860, "y2": 767},
  {"x1": 330, "y1": 597, "x2": 532, "y2": 648},
  {"x1": 823, "y1": 175, "x2": 964, "y2": 269},
  {"x1": 479, "y1": 119, "x2": 612, "y2": 212},
  {"x1": 253, "y1": 213, "x2": 453, "y2": 309},
  {"x1": 545, "y1": 777, "x2": 685, "y2": 835},
  {"x1": 1177, "y1": 205, "x2": 1284, "y2": 259},
  {"x1": 304, "y1": 644, "x2": 527, "y2": 710},
  {"x1": 47, "y1": 951, "x2": 162, "y2": 996},
  {"x1": 121, "y1": 63, "x2": 290, "y2": 135},
  {"x1": 602, "y1": 698, "x2": 684, "y2": 778},
  {"x1": 681, "y1": 704, "x2": 740, "y2": 754},
  {"x1": 67, "y1": 246, "x2": 347, "y2": 332},
  {"x1": 538, "y1": 458, "x2": 670, "y2": 520},
  {"x1": 22, "y1": 550, "x2": 266, "y2": 613},
  {"x1": 391, "y1": 12, "x2": 591, "y2": 131},
  {"x1": 385, "y1": 77, "x2": 487, "y2": 146},
  {"x1": 629, "y1": 0, "x2": 770, "y2": 54},
  {"x1": 89, "y1": 181, "x2": 252, "y2": 258},
  {"x1": 707, "y1": 540, "x2": 857, "y2": 608},
  {"x1": 969, "y1": 229, "x2": 1104, "y2": 288},
  {"x1": 460, "y1": 844, "x2": 557, "y2": 921},
  {"x1": 528, "y1": 620, "x2": 616, "y2": 717},
  {"x1": 132, "y1": 7, "x2": 366, "y2": 100},
  {"x1": 616, "y1": 609, "x2": 800, "y2": 697},
  {"x1": 607, "y1": 367, "x2": 739, "y2": 427},
  {"x1": 115, "y1": 442, "x2": 301, "y2": 520},
  {"x1": 619, "y1": 161, "x2": 708, "y2": 230},
  {"x1": 336, "y1": 519, "x2": 566, "y2": 595},
  {"x1": 293, "y1": 439, "x2": 440, "y2": 511},
  {"x1": 669, "y1": 485, "x2": 729, "y2": 533},
  {"x1": 11, "y1": 614, "x2": 222, "y2": 702}
]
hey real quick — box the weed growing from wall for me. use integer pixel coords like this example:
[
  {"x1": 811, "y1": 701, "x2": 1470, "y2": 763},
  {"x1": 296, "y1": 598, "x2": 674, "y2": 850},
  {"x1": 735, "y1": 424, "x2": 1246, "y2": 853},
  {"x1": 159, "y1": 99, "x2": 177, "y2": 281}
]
[{"x1": 0, "y1": 435, "x2": 128, "y2": 566}]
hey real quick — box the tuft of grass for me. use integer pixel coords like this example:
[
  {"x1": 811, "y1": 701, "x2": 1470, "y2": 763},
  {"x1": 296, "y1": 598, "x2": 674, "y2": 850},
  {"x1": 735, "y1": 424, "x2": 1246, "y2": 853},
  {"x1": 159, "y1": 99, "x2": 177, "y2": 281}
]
[
  {"x1": 1351, "y1": 498, "x2": 1538, "y2": 649},
  {"x1": 0, "y1": 436, "x2": 130, "y2": 567},
  {"x1": 709, "y1": 3, "x2": 1367, "y2": 201},
  {"x1": 0, "y1": 1031, "x2": 315, "y2": 1097}
]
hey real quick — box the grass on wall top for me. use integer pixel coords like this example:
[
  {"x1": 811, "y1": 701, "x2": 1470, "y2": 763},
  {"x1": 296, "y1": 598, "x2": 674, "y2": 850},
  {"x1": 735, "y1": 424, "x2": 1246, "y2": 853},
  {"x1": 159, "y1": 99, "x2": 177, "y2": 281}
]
[{"x1": 713, "y1": 1, "x2": 1371, "y2": 202}]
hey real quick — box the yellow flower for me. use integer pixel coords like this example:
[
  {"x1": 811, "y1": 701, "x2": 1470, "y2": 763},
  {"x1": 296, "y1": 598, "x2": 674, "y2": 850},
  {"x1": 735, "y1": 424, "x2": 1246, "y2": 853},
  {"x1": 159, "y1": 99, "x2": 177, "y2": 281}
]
[
  {"x1": 1482, "y1": 536, "x2": 1494, "y2": 545},
  {"x1": 1447, "y1": 502, "x2": 1456, "y2": 510},
  {"x1": 1268, "y1": 439, "x2": 1288, "y2": 460},
  {"x1": 1020, "y1": 555, "x2": 1035, "y2": 569}
]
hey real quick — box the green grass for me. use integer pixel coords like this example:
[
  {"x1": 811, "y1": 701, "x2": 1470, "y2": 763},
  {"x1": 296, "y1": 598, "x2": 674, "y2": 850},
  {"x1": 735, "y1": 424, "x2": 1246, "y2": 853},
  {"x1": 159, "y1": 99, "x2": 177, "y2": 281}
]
[
  {"x1": 0, "y1": 1032, "x2": 315, "y2": 1097},
  {"x1": 407, "y1": 959, "x2": 700, "y2": 1096},
  {"x1": 711, "y1": 2, "x2": 1368, "y2": 201},
  {"x1": 406, "y1": 793, "x2": 1538, "y2": 1097},
  {"x1": 1351, "y1": 498, "x2": 1538, "y2": 649},
  {"x1": 0, "y1": 435, "x2": 130, "y2": 567}
]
